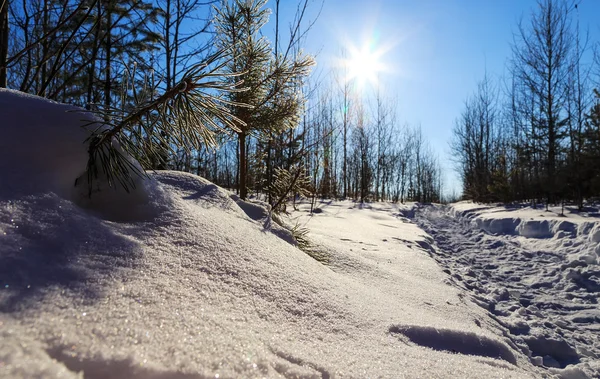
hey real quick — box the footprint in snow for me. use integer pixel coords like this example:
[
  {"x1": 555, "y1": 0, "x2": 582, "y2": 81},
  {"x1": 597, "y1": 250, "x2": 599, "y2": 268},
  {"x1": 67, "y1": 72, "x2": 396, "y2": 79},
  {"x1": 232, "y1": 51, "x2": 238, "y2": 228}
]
[{"x1": 388, "y1": 324, "x2": 517, "y2": 365}]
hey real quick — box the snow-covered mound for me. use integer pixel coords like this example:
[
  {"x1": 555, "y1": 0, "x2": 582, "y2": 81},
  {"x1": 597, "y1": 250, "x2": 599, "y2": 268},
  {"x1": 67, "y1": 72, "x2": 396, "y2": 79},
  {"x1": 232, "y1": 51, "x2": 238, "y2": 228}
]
[
  {"x1": 1, "y1": 90, "x2": 547, "y2": 378},
  {"x1": 0, "y1": 89, "x2": 93, "y2": 198},
  {"x1": 0, "y1": 88, "x2": 155, "y2": 222}
]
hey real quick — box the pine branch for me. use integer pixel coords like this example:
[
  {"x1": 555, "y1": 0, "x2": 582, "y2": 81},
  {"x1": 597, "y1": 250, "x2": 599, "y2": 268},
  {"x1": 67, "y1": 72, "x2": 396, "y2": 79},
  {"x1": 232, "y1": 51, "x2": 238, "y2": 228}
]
[
  {"x1": 83, "y1": 49, "x2": 251, "y2": 196},
  {"x1": 269, "y1": 165, "x2": 311, "y2": 213}
]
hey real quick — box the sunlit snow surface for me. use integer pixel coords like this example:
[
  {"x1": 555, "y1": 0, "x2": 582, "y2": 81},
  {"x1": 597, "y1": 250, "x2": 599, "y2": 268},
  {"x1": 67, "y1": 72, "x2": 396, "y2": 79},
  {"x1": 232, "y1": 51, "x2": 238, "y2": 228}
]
[{"x1": 0, "y1": 88, "x2": 590, "y2": 378}]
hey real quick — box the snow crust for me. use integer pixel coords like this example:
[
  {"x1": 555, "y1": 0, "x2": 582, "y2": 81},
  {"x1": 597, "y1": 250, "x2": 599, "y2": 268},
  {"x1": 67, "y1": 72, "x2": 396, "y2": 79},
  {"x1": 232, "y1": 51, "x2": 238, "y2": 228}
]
[{"x1": 1, "y1": 89, "x2": 549, "y2": 378}]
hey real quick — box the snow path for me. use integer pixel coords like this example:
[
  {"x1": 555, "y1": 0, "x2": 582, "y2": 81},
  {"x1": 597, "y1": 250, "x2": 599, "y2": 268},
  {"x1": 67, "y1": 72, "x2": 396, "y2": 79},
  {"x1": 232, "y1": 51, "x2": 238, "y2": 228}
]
[{"x1": 413, "y1": 205, "x2": 600, "y2": 377}]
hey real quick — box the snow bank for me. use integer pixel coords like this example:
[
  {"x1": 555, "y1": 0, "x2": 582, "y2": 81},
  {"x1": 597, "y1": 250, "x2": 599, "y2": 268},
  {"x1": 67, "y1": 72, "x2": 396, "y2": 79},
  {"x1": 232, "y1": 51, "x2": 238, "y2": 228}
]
[
  {"x1": 289, "y1": 200, "x2": 545, "y2": 377},
  {"x1": 450, "y1": 202, "x2": 600, "y2": 268},
  {"x1": 451, "y1": 201, "x2": 600, "y2": 284},
  {"x1": 451, "y1": 201, "x2": 600, "y2": 240},
  {"x1": 2, "y1": 175, "x2": 541, "y2": 378},
  {"x1": 475, "y1": 216, "x2": 521, "y2": 235},
  {"x1": 1, "y1": 90, "x2": 545, "y2": 378}
]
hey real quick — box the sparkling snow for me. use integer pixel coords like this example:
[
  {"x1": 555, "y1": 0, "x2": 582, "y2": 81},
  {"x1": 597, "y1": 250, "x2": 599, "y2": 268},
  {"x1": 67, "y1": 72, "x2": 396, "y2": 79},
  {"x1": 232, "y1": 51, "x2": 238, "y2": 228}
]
[{"x1": 1, "y1": 88, "x2": 596, "y2": 378}]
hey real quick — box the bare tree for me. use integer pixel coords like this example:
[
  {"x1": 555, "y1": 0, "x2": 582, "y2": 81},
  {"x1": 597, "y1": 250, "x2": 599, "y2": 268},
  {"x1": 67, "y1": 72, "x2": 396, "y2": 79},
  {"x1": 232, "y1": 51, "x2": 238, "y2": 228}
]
[
  {"x1": 511, "y1": 0, "x2": 574, "y2": 204},
  {"x1": 372, "y1": 88, "x2": 392, "y2": 201},
  {"x1": 451, "y1": 74, "x2": 499, "y2": 201},
  {"x1": 564, "y1": 8, "x2": 592, "y2": 209},
  {"x1": 335, "y1": 50, "x2": 353, "y2": 199},
  {"x1": 0, "y1": 0, "x2": 9, "y2": 87}
]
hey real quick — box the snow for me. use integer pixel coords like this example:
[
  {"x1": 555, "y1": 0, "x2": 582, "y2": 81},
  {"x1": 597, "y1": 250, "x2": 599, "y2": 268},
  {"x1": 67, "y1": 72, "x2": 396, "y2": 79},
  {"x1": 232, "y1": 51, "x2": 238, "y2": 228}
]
[
  {"x1": 0, "y1": 88, "x2": 152, "y2": 222},
  {"x1": 0, "y1": 88, "x2": 593, "y2": 378},
  {"x1": 0, "y1": 89, "x2": 92, "y2": 199},
  {"x1": 451, "y1": 201, "x2": 600, "y2": 240},
  {"x1": 415, "y1": 202, "x2": 600, "y2": 378}
]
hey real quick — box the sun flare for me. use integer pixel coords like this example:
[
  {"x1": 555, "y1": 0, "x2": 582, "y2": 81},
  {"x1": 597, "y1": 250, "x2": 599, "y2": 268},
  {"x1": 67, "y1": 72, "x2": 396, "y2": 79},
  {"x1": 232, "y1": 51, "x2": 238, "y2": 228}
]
[
  {"x1": 346, "y1": 44, "x2": 385, "y2": 87},
  {"x1": 339, "y1": 36, "x2": 391, "y2": 90}
]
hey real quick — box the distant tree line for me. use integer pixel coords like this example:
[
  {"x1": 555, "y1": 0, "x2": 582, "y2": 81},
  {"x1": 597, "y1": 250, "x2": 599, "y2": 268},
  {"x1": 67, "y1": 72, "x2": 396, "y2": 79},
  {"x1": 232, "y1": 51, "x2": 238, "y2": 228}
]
[
  {"x1": 0, "y1": 0, "x2": 445, "y2": 206},
  {"x1": 452, "y1": 0, "x2": 600, "y2": 208}
]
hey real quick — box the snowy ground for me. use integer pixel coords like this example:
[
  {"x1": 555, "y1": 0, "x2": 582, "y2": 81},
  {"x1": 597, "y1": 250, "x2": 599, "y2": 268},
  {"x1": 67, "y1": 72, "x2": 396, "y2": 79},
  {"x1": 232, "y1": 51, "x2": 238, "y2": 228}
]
[
  {"x1": 0, "y1": 89, "x2": 596, "y2": 378},
  {"x1": 413, "y1": 202, "x2": 600, "y2": 378}
]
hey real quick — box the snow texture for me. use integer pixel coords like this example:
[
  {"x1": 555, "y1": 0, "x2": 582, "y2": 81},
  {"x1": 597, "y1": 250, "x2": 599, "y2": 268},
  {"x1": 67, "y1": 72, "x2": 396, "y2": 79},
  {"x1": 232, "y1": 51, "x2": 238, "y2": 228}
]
[
  {"x1": 0, "y1": 89, "x2": 582, "y2": 378},
  {"x1": 414, "y1": 202, "x2": 600, "y2": 378}
]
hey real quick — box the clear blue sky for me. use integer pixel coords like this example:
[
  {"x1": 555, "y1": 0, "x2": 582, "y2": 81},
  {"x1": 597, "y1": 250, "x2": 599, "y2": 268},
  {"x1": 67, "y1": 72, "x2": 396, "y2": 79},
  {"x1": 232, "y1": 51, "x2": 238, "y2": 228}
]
[{"x1": 272, "y1": 0, "x2": 600, "y2": 195}]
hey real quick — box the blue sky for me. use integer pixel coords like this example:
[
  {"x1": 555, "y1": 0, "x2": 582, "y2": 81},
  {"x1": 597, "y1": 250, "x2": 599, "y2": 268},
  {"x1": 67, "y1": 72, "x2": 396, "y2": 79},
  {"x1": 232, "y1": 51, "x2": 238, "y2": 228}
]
[{"x1": 271, "y1": 0, "x2": 600, "y2": 195}]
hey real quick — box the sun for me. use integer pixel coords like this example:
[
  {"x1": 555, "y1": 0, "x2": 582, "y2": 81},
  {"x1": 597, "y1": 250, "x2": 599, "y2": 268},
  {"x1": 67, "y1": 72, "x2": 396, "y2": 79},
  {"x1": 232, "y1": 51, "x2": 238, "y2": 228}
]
[{"x1": 341, "y1": 37, "x2": 389, "y2": 90}]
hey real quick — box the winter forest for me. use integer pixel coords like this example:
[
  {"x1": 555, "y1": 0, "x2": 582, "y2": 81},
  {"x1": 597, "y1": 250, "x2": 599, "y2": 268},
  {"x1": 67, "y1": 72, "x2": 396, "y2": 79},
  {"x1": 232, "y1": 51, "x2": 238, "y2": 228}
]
[
  {"x1": 452, "y1": 1, "x2": 600, "y2": 207},
  {"x1": 0, "y1": 0, "x2": 599, "y2": 207},
  {"x1": 0, "y1": 0, "x2": 444, "y2": 207},
  {"x1": 4, "y1": 1, "x2": 600, "y2": 378}
]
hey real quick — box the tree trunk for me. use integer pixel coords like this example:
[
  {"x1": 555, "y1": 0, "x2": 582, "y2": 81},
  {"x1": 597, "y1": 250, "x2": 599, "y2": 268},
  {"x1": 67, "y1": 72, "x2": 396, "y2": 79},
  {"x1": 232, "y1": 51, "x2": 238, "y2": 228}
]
[
  {"x1": 39, "y1": 0, "x2": 49, "y2": 96},
  {"x1": 165, "y1": 0, "x2": 171, "y2": 90},
  {"x1": 86, "y1": 0, "x2": 103, "y2": 108},
  {"x1": 343, "y1": 124, "x2": 347, "y2": 198},
  {"x1": 0, "y1": 0, "x2": 9, "y2": 88},
  {"x1": 239, "y1": 132, "x2": 248, "y2": 200},
  {"x1": 104, "y1": 0, "x2": 112, "y2": 111}
]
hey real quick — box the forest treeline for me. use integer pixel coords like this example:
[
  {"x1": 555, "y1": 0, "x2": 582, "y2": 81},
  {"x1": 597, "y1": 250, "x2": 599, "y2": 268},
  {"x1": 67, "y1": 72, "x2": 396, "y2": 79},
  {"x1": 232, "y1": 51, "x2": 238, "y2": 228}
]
[
  {"x1": 0, "y1": 0, "x2": 444, "y2": 207},
  {"x1": 452, "y1": 0, "x2": 600, "y2": 208}
]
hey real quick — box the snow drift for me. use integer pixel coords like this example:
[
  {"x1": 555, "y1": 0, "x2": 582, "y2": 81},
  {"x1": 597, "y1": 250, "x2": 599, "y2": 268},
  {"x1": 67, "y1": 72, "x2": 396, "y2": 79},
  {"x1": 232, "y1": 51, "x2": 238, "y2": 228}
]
[{"x1": 1, "y1": 89, "x2": 550, "y2": 378}]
